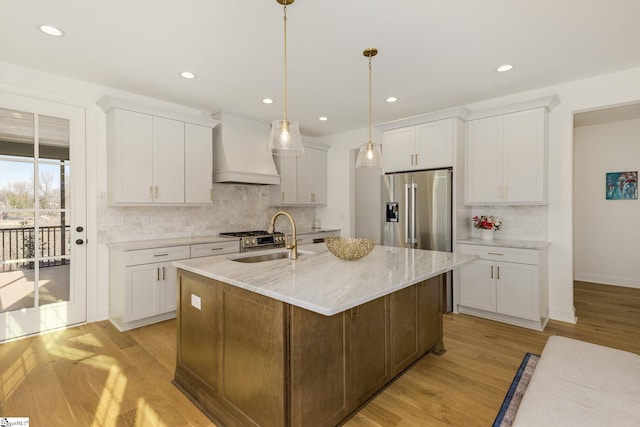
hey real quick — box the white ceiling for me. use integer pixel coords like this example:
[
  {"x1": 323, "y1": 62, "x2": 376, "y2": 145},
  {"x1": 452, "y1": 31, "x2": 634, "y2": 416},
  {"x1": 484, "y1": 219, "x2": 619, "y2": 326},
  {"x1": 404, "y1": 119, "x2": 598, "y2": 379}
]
[{"x1": 2, "y1": 0, "x2": 640, "y2": 137}]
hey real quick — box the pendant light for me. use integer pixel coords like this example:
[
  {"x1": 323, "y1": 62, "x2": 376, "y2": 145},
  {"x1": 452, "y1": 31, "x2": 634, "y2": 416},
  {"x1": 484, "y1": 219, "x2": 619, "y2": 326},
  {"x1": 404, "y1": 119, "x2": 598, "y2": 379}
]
[
  {"x1": 268, "y1": 0, "x2": 304, "y2": 156},
  {"x1": 355, "y1": 48, "x2": 382, "y2": 168}
]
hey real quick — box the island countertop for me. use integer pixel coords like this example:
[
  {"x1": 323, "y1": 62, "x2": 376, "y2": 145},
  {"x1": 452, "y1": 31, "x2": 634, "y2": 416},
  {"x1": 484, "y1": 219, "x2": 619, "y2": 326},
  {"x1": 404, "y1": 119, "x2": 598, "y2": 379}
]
[{"x1": 173, "y1": 243, "x2": 477, "y2": 316}]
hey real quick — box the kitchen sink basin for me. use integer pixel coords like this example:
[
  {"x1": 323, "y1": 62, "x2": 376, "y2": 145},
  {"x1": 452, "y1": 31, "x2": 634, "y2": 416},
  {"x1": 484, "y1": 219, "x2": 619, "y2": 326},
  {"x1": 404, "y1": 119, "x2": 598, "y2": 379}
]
[{"x1": 230, "y1": 250, "x2": 310, "y2": 263}]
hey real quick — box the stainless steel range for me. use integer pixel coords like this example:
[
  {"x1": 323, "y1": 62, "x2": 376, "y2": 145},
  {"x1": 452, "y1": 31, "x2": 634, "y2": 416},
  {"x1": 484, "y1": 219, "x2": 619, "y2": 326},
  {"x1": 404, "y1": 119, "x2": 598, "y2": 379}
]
[{"x1": 219, "y1": 230, "x2": 286, "y2": 252}]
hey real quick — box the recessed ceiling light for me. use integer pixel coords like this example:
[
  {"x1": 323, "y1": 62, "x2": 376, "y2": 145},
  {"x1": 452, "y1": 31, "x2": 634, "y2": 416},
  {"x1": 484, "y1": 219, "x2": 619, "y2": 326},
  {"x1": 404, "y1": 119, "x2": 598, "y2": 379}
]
[
  {"x1": 496, "y1": 64, "x2": 514, "y2": 73},
  {"x1": 180, "y1": 71, "x2": 196, "y2": 79},
  {"x1": 262, "y1": 98, "x2": 274, "y2": 104},
  {"x1": 319, "y1": 116, "x2": 328, "y2": 121},
  {"x1": 386, "y1": 97, "x2": 398, "y2": 103},
  {"x1": 39, "y1": 25, "x2": 64, "y2": 37}
]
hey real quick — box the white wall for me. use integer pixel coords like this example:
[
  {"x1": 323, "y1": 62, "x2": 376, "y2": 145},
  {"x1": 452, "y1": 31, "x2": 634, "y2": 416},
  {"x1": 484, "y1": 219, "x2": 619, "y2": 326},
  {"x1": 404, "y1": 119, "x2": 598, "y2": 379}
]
[
  {"x1": 316, "y1": 127, "x2": 380, "y2": 237},
  {"x1": 322, "y1": 65, "x2": 640, "y2": 324},
  {"x1": 574, "y1": 118, "x2": 640, "y2": 288}
]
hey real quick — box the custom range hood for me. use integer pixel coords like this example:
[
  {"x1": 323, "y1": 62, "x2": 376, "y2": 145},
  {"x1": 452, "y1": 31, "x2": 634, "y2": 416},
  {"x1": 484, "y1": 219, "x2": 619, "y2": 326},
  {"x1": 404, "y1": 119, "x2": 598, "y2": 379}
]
[{"x1": 212, "y1": 111, "x2": 281, "y2": 185}]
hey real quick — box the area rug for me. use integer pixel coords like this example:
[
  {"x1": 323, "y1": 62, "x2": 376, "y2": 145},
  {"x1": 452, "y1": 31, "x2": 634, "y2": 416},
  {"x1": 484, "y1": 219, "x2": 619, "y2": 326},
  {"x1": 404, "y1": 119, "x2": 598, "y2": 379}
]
[{"x1": 492, "y1": 353, "x2": 540, "y2": 427}]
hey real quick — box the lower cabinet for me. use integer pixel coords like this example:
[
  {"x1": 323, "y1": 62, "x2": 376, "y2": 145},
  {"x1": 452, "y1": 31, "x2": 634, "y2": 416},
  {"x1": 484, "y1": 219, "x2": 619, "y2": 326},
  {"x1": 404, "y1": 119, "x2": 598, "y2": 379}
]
[
  {"x1": 174, "y1": 271, "x2": 444, "y2": 427},
  {"x1": 109, "y1": 240, "x2": 239, "y2": 331},
  {"x1": 457, "y1": 243, "x2": 548, "y2": 330}
]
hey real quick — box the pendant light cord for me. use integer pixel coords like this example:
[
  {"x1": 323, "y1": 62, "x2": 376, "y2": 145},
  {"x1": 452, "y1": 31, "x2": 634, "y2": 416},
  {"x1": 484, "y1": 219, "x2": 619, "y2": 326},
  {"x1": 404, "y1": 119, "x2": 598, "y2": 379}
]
[
  {"x1": 368, "y1": 54, "x2": 372, "y2": 145},
  {"x1": 283, "y1": 3, "x2": 288, "y2": 123}
]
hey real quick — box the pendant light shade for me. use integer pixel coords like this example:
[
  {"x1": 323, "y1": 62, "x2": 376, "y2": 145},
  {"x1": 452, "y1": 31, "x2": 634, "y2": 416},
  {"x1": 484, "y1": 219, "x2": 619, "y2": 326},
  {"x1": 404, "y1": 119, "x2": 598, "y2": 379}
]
[
  {"x1": 269, "y1": 119, "x2": 303, "y2": 155},
  {"x1": 356, "y1": 48, "x2": 382, "y2": 168},
  {"x1": 356, "y1": 141, "x2": 382, "y2": 167},
  {"x1": 268, "y1": 0, "x2": 304, "y2": 155}
]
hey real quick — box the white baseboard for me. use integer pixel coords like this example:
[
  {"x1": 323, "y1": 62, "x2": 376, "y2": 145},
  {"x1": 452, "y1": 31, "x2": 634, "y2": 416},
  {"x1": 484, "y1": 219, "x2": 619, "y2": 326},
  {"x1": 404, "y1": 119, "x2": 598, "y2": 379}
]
[{"x1": 574, "y1": 272, "x2": 640, "y2": 289}]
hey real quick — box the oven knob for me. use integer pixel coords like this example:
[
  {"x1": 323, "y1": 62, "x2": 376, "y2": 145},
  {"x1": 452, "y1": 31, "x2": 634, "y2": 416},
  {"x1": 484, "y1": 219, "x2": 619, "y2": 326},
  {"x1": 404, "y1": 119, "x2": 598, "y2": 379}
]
[{"x1": 252, "y1": 238, "x2": 257, "y2": 245}]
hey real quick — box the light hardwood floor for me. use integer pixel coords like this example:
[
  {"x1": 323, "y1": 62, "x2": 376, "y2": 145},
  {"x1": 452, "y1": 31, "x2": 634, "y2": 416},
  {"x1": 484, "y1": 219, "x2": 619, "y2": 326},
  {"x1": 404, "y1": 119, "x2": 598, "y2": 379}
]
[{"x1": 1, "y1": 281, "x2": 638, "y2": 426}]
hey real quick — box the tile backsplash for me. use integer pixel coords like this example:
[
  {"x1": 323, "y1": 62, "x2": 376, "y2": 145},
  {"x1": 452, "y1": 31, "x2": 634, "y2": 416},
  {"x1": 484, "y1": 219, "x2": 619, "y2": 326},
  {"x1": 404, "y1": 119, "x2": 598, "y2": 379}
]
[
  {"x1": 469, "y1": 205, "x2": 548, "y2": 241},
  {"x1": 98, "y1": 183, "x2": 316, "y2": 244}
]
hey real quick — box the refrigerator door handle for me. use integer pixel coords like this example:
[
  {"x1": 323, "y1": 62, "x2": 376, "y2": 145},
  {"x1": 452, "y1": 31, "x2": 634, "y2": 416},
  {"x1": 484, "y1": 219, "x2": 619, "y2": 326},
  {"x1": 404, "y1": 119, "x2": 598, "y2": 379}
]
[
  {"x1": 405, "y1": 183, "x2": 411, "y2": 244},
  {"x1": 411, "y1": 183, "x2": 417, "y2": 244}
]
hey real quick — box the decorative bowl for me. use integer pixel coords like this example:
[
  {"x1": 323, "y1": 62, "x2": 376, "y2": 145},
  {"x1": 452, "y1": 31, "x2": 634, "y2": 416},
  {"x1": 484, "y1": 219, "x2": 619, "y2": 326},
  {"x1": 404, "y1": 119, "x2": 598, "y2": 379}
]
[{"x1": 325, "y1": 237, "x2": 376, "y2": 261}]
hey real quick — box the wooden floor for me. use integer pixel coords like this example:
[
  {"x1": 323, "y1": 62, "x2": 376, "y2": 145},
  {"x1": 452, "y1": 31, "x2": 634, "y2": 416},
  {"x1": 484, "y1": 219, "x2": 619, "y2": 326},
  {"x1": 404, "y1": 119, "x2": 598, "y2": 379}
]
[{"x1": 1, "y1": 281, "x2": 639, "y2": 426}]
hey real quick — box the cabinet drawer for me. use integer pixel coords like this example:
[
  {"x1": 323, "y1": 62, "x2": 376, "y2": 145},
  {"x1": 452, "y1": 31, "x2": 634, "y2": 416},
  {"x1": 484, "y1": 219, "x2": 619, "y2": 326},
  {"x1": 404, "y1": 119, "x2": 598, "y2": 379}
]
[
  {"x1": 124, "y1": 245, "x2": 190, "y2": 266},
  {"x1": 458, "y1": 244, "x2": 539, "y2": 265},
  {"x1": 191, "y1": 241, "x2": 239, "y2": 258}
]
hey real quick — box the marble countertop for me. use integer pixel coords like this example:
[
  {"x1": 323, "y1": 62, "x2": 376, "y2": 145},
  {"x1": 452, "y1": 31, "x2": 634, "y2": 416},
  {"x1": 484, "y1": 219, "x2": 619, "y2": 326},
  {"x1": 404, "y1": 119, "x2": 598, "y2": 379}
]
[
  {"x1": 456, "y1": 237, "x2": 551, "y2": 250},
  {"x1": 109, "y1": 236, "x2": 238, "y2": 251},
  {"x1": 173, "y1": 243, "x2": 477, "y2": 316},
  {"x1": 109, "y1": 228, "x2": 340, "y2": 251}
]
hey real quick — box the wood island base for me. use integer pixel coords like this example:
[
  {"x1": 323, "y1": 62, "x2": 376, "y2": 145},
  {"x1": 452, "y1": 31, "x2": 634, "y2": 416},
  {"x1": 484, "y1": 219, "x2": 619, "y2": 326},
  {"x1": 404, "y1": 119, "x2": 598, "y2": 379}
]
[{"x1": 173, "y1": 269, "x2": 445, "y2": 427}]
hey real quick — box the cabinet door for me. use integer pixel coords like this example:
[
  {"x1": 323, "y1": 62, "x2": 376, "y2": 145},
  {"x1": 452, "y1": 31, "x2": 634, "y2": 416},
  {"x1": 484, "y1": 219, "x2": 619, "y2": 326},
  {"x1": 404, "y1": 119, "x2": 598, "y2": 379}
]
[
  {"x1": 185, "y1": 123, "x2": 213, "y2": 204},
  {"x1": 298, "y1": 147, "x2": 327, "y2": 205},
  {"x1": 466, "y1": 116, "x2": 503, "y2": 204},
  {"x1": 389, "y1": 285, "x2": 419, "y2": 376},
  {"x1": 418, "y1": 276, "x2": 443, "y2": 354},
  {"x1": 114, "y1": 109, "x2": 154, "y2": 203},
  {"x1": 496, "y1": 262, "x2": 539, "y2": 321},
  {"x1": 153, "y1": 117, "x2": 184, "y2": 203},
  {"x1": 271, "y1": 155, "x2": 297, "y2": 204},
  {"x1": 415, "y1": 119, "x2": 453, "y2": 169},
  {"x1": 125, "y1": 264, "x2": 161, "y2": 322},
  {"x1": 458, "y1": 259, "x2": 497, "y2": 312},
  {"x1": 502, "y1": 108, "x2": 546, "y2": 203},
  {"x1": 289, "y1": 307, "x2": 350, "y2": 427},
  {"x1": 160, "y1": 264, "x2": 178, "y2": 313},
  {"x1": 382, "y1": 127, "x2": 416, "y2": 173},
  {"x1": 349, "y1": 296, "x2": 389, "y2": 407}
]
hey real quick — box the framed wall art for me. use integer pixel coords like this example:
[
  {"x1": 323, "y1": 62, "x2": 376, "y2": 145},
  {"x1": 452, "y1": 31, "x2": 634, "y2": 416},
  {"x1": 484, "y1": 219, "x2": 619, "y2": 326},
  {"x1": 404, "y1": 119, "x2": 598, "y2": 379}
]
[{"x1": 606, "y1": 171, "x2": 638, "y2": 200}]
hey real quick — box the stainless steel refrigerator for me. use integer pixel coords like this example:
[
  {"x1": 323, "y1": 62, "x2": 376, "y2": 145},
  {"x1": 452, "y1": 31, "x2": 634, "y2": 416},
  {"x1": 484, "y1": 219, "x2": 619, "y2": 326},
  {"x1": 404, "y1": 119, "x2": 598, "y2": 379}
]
[{"x1": 382, "y1": 168, "x2": 453, "y2": 310}]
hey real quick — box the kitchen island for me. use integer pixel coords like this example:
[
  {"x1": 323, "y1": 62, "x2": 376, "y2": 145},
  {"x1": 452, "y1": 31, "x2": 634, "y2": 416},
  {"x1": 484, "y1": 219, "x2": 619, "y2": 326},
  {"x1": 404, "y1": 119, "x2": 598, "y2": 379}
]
[{"x1": 172, "y1": 243, "x2": 476, "y2": 427}]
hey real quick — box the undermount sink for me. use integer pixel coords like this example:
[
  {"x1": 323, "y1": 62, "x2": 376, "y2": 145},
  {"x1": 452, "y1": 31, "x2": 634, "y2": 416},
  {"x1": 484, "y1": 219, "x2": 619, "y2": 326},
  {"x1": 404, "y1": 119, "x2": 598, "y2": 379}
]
[{"x1": 230, "y1": 250, "x2": 311, "y2": 263}]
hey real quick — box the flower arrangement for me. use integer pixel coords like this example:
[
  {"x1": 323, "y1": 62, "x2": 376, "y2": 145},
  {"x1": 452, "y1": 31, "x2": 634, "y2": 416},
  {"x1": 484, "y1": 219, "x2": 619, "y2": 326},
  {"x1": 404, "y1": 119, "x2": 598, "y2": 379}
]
[{"x1": 472, "y1": 215, "x2": 502, "y2": 231}]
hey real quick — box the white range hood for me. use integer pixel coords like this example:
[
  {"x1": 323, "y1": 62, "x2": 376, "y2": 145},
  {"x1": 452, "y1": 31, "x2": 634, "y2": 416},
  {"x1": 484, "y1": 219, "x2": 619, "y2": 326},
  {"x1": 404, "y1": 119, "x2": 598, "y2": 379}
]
[{"x1": 212, "y1": 111, "x2": 281, "y2": 185}]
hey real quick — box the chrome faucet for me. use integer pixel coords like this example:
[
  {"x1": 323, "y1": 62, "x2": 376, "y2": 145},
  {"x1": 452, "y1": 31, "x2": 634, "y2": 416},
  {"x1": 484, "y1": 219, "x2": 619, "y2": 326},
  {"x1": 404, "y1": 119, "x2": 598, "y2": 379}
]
[{"x1": 268, "y1": 211, "x2": 298, "y2": 260}]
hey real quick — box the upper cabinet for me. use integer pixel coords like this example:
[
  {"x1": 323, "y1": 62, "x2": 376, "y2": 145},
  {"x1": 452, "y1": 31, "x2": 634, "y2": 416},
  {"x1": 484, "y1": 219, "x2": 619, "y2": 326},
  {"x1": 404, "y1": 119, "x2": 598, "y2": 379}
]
[
  {"x1": 270, "y1": 142, "x2": 329, "y2": 206},
  {"x1": 466, "y1": 107, "x2": 548, "y2": 205},
  {"x1": 98, "y1": 97, "x2": 219, "y2": 205},
  {"x1": 382, "y1": 118, "x2": 454, "y2": 173}
]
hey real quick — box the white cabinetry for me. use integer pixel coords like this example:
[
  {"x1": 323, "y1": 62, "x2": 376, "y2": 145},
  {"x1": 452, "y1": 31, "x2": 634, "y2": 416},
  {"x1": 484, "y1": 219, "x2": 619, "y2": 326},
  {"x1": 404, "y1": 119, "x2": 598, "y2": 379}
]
[
  {"x1": 270, "y1": 142, "x2": 329, "y2": 206},
  {"x1": 98, "y1": 97, "x2": 218, "y2": 205},
  {"x1": 109, "y1": 239, "x2": 239, "y2": 331},
  {"x1": 185, "y1": 123, "x2": 214, "y2": 203},
  {"x1": 109, "y1": 245, "x2": 189, "y2": 331},
  {"x1": 382, "y1": 118, "x2": 453, "y2": 173},
  {"x1": 466, "y1": 108, "x2": 547, "y2": 204},
  {"x1": 457, "y1": 243, "x2": 548, "y2": 331}
]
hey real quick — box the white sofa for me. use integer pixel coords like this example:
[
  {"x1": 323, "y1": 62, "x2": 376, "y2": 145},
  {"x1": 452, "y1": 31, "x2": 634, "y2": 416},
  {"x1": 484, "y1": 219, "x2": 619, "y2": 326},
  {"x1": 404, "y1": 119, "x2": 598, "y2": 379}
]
[{"x1": 513, "y1": 336, "x2": 640, "y2": 426}]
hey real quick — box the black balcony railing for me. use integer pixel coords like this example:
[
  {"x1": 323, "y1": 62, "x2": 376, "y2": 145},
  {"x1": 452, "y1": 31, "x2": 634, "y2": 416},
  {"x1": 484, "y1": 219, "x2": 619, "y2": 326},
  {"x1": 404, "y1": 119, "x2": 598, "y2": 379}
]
[{"x1": 1, "y1": 226, "x2": 70, "y2": 272}]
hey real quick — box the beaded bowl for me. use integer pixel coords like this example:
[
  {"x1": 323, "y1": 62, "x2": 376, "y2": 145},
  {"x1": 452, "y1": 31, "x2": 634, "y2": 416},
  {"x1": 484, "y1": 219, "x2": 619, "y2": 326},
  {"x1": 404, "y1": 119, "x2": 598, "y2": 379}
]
[{"x1": 325, "y1": 237, "x2": 376, "y2": 261}]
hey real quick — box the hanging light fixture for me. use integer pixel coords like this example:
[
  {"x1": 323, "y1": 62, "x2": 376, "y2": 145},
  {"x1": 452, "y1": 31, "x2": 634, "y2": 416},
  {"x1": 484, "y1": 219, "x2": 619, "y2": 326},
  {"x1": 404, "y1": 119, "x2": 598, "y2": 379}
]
[
  {"x1": 268, "y1": 0, "x2": 304, "y2": 156},
  {"x1": 355, "y1": 48, "x2": 382, "y2": 168}
]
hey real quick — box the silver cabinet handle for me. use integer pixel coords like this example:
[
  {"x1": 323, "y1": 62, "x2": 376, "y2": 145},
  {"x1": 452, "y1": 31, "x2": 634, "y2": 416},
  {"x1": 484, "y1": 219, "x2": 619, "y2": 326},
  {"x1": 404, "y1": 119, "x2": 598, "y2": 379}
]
[
  {"x1": 153, "y1": 253, "x2": 169, "y2": 257},
  {"x1": 149, "y1": 186, "x2": 154, "y2": 200},
  {"x1": 497, "y1": 266, "x2": 500, "y2": 280},
  {"x1": 155, "y1": 186, "x2": 158, "y2": 199},
  {"x1": 415, "y1": 153, "x2": 419, "y2": 165},
  {"x1": 488, "y1": 252, "x2": 504, "y2": 256},
  {"x1": 156, "y1": 267, "x2": 160, "y2": 281},
  {"x1": 162, "y1": 267, "x2": 166, "y2": 280},
  {"x1": 490, "y1": 265, "x2": 494, "y2": 279}
]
